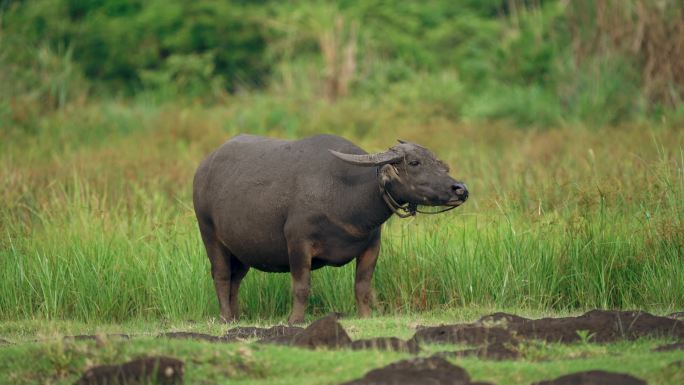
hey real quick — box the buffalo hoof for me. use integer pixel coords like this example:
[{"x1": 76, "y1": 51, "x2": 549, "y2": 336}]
[{"x1": 220, "y1": 314, "x2": 238, "y2": 324}]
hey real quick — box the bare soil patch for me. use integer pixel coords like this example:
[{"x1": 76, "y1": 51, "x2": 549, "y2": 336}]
[
  {"x1": 653, "y1": 341, "x2": 684, "y2": 352},
  {"x1": 74, "y1": 356, "x2": 184, "y2": 385},
  {"x1": 158, "y1": 326, "x2": 304, "y2": 343},
  {"x1": 259, "y1": 314, "x2": 418, "y2": 352},
  {"x1": 259, "y1": 314, "x2": 352, "y2": 348},
  {"x1": 224, "y1": 325, "x2": 303, "y2": 341},
  {"x1": 530, "y1": 370, "x2": 647, "y2": 385},
  {"x1": 432, "y1": 342, "x2": 520, "y2": 361},
  {"x1": 414, "y1": 310, "x2": 684, "y2": 344},
  {"x1": 339, "y1": 357, "x2": 494, "y2": 385},
  {"x1": 159, "y1": 332, "x2": 227, "y2": 343},
  {"x1": 669, "y1": 312, "x2": 684, "y2": 319},
  {"x1": 413, "y1": 324, "x2": 515, "y2": 345},
  {"x1": 351, "y1": 337, "x2": 420, "y2": 354},
  {"x1": 64, "y1": 334, "x2": 130, "y2": 342}
]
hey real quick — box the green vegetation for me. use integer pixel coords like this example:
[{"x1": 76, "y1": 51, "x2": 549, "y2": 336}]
[
  {"x1": 0, "y1": 0, "x2": 683, "y2": 323},
  {"x1": 2, "y1": 0, "x2": 684, "y2": 126},
  {"x1": 1, "y1": 102, "x2": 682, "y2": 322},
  {"x1": 0, "y1": 313, "x2": 683, "y2": 385},
  {"x1": 1, "y1": 1, "x2": 683, "y2": 383}
]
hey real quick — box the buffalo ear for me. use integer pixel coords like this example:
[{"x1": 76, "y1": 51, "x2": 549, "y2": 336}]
[
  {"x1": 329, "y1": 149, "x2": 403, "y2": 167},
  {"x1": 397, "y1": 139, "x2": 408, "y2": 144}
]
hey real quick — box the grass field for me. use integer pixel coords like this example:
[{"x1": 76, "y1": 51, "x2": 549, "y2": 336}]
[
  {"x1": 1, "y1": 99, "x2": 682, "y2": 322},
  {"x1": 2, "y1": 1, "x2": 683, "y2": 383},
  {"x1": 1, "y1": 310, "x2": 683, "y2": 385},
  {"x1": 1, "y1": 95, "x2": 682, "y2": 385}
]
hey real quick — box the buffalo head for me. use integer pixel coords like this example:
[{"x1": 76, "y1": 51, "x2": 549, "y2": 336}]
[{"x1": 330, "y1": 140, "x2": 468, "y2": 208}]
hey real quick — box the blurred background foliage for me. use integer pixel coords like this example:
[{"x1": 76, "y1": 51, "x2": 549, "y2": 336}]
[{"x1": 1, "y1": 0, "x2": 683, "y2": 129}]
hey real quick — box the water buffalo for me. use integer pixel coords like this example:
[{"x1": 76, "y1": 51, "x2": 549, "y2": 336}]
[{"x1": 193, "y1": 134, "x2": 468, "y2": 324}]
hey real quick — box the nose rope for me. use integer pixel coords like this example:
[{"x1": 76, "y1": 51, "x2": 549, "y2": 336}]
[{"x1": 377, "y1": 167, "x2": 459, "y2": 218}]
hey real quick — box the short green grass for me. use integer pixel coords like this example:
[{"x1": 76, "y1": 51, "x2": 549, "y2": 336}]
[{"x1": 1, "y1": 311, "x2": 683, "y2": 385}]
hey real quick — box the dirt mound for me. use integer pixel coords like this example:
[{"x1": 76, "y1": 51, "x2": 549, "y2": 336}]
[
  {"x1": 433, "y1": 342, "x2": 520, "y2": 361},
  {"x1": 412, "y1": 324, "x2": 515, "y2": 345},
  {"x1": 507, "y1": 310, "x2": 684, "y2": 342},
  {"x1": 74, "y1": 356, "x2": 184, "y2": 385},
  {"x1": 478, "y1": 312, "x2": 530, "y2": 325},
  {"x1": 158, "y1": 326, "x2": 304, "y2": 343},
  {"x1": 224, "y1": 325, "x2": 303, "y2": 341},
  {"x1": 291, "y1": 314, "x2": 352, "y2": 349},
  {"x1": 415, "y1": 310, "x2": 684, "y2": 345},
  {"x1": 531, "y1": 370, "x2": 647, "y2": 385},
  {"x1": 259, "y1": 314, "x2": 419, "y2": 352},
  {"x1": 653, "y1": 342, "x2": 684, "y2": 352},
  {"x1": 259, "y1": 314, "x2": 351, "y2": 348},
  {"x1": 159, "y1": 332, "x2": 227, "y2": 343},
  {"x1": 339, "y1": 357, "x2": 494, "y2": 385},
  {"x1": 350, "y1": 337, "x2": 420, "y2": 354}
]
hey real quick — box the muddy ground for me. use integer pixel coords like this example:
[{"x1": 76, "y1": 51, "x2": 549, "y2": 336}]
[{"x1": 12, "y1": 310, "x2": 682, "y2": 384}]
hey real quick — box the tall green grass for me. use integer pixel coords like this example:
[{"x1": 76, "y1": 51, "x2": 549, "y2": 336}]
[{"x1": 1, "y1": 101, "x2": 681, "y2": 322}]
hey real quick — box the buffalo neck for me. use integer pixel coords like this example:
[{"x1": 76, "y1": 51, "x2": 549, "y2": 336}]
[{"x1": 336, "y1": 166, "x2": 395, "y2": 232}]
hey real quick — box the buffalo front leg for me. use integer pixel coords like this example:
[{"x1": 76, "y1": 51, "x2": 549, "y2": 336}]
[
  {"x1": 355, "y1": 233, "x2": 381, "y2": 318},
  {"x1": 287, "y1": 241, "x2": 314, "y2": 325}
]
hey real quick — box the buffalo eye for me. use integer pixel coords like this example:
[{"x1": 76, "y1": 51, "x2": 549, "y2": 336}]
[{"x1": 408, "y1": 160, "x2": 420, "y2": 166}]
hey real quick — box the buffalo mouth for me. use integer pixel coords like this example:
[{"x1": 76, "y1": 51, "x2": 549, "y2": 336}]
[{"x1": 445, "y1": 198, "x2": 466, "y2": 207}]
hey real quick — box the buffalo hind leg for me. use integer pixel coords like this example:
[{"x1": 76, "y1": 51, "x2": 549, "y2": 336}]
[
  {"x1": 355, "y1": 232, "x2": 381, "y2": 318},
  {"x1": 198, "y1": 222, "x2": 234, "y2": 323},
  {"x1": 287, "y1": 241, "x2": 314, "y2": 325},
  {"x1": 229, "y1": 257, "x2": 249, "y2": 319}
]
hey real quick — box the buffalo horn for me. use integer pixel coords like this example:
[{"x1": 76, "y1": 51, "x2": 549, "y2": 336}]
[{"x1": 329, "y1": 149, "x2": 402, "y2": 166}]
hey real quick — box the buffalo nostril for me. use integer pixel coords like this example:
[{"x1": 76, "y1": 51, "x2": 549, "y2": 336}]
[{"x1": 451, "y1": 183, "x2": 468, "y2": 198}]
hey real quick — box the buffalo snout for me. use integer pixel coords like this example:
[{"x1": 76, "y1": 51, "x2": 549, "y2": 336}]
[{"x1": 448, "y1": 182, "x2": 468, "y2": 204}]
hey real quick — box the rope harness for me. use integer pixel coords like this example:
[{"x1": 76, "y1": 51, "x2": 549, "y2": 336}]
[{"x1": 377, "y1": 166, "x2": 459, "y2": 218}]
